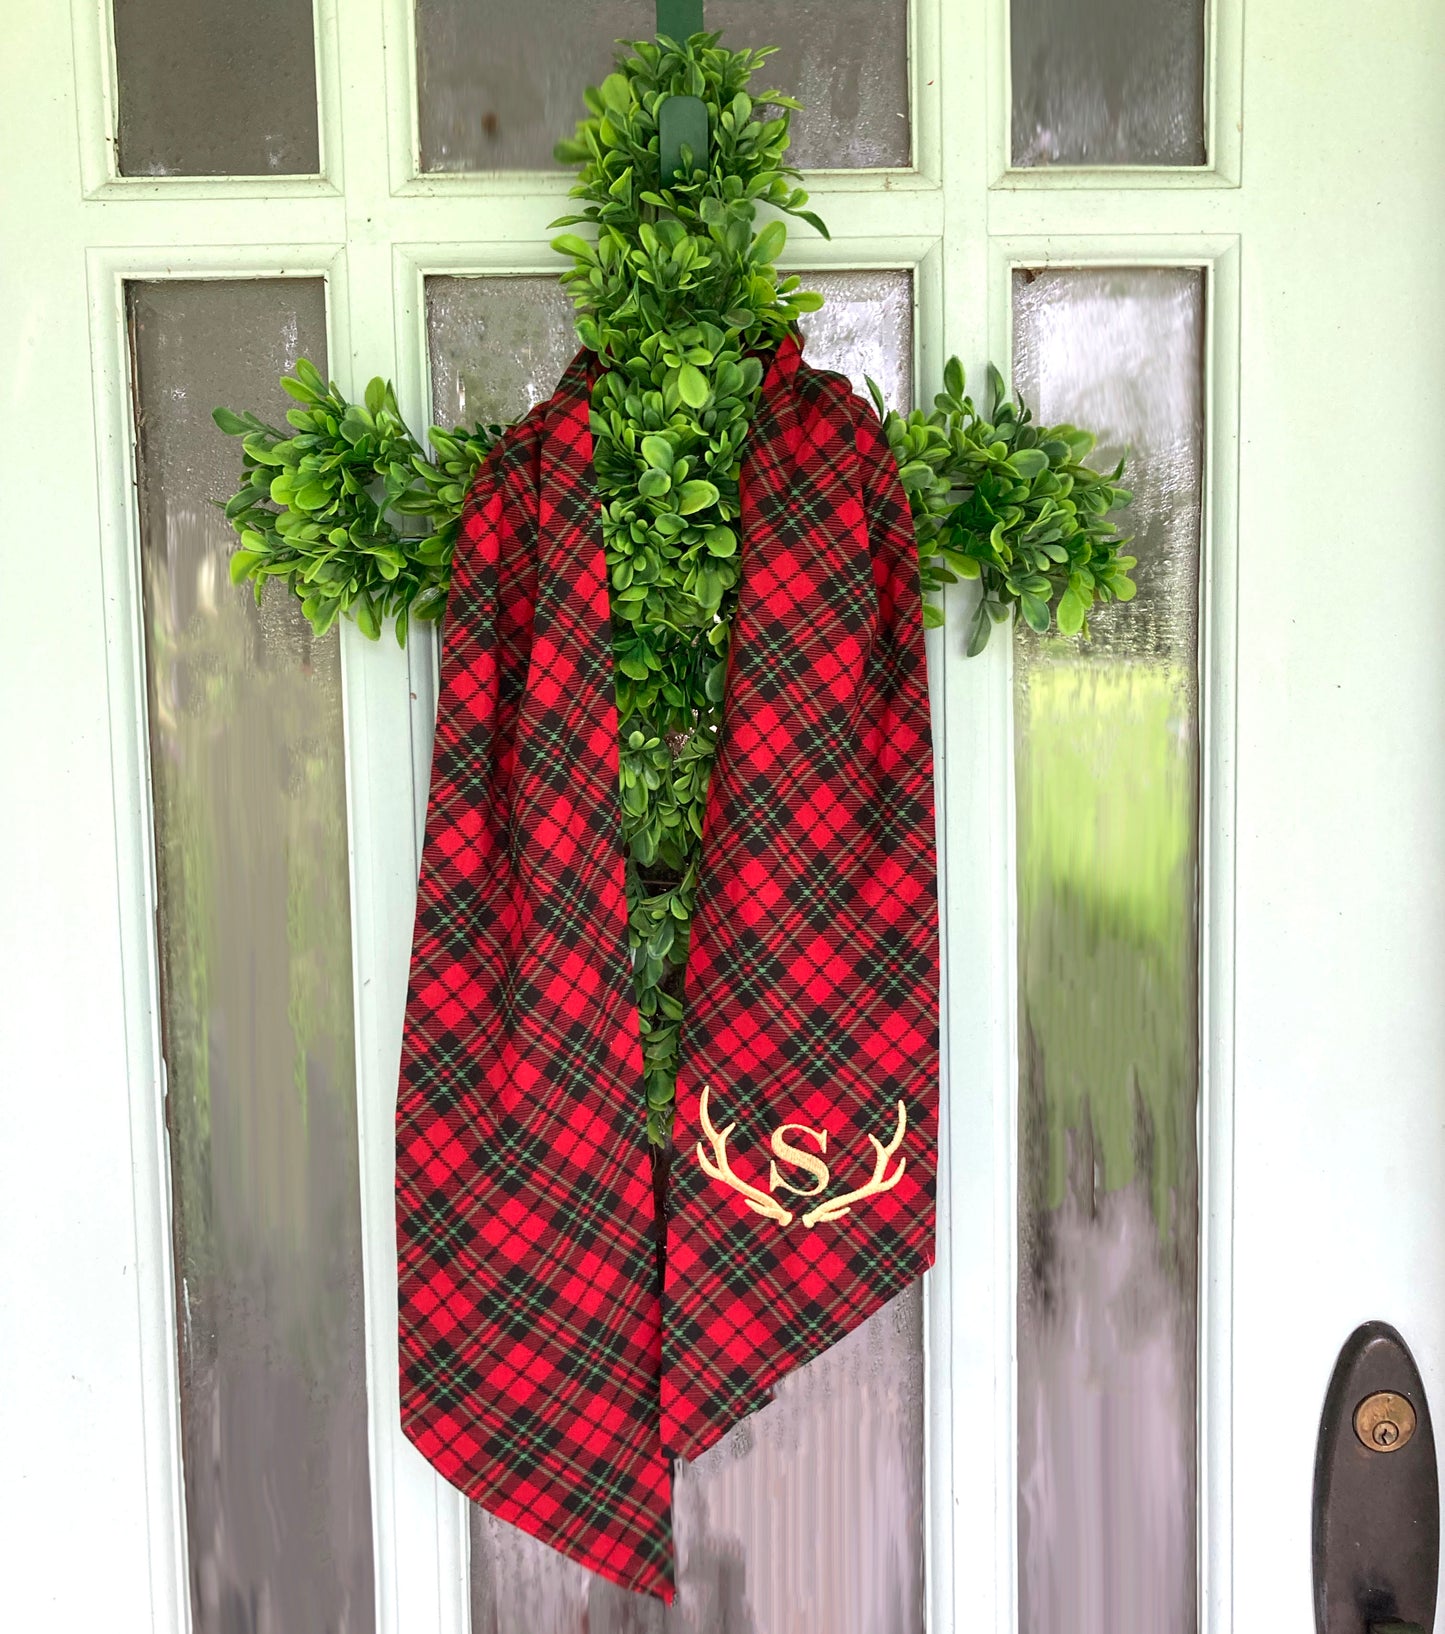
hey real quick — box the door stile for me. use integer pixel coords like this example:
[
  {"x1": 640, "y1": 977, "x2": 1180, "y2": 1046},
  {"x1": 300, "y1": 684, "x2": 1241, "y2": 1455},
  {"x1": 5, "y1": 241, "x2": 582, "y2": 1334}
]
[
  {"x1": 931, "y1": 1, "x2": 1019, "y2": 1630},
  {"x1": 334, "y1": 8, "x2": 473, "y2": 1625},
  {"x1": 85, "y1": 243, "x2": 193, "y2": 1634}
]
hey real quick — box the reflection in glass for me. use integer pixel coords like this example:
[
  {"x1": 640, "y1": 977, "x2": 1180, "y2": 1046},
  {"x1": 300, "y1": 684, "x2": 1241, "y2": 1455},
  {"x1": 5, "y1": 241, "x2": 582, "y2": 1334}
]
[
  {"x1": 470, "y1": 1289, "x2": 923, "y2": 1634},
  {"x1": 414, "y1": 0, "x2": 908, "y2": 173},
  {"x1": 1011, "y1": 267, "x2": 1204, "y2": 1634},
  {"x1": 113, "y1": 0, "x2": 320, "y2": 176},
  {"x1": 427, "y1": 274, "x2": 925, "y2": 1632},
  {"x1": 129, "y1": 281, "x2": 374, "y2": 1633},
  {"x1": 1010, "y1": 0, "x2": 1206, "y2": 167}
]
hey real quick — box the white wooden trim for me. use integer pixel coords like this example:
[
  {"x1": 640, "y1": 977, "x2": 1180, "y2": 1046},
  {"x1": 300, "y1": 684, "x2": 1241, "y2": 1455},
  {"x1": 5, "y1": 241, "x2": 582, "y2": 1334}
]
[
  {"x1": 908, "y1": 0, "x2": 942, "y2": 188},
  {"x1": 69, "y1": 0, "x2": 345, "y2": 199},
  {"x1": 987, "y1": 187, "x2": 1244, "y2": 241},
  {"x1": 986, "y1": 0, "x2": 1244, "y2": 190},
  {"x1": 920, "y1": 3, "x2": 1021, "y2": 1628},
  {"x1": 381, "y1": 0, "x2": 424, "y2": 199},
  {"x1": 332, "y1": 10, "x2": 475, "y2": 1624},
  {"x1": 1198, "y1": 239, "x2": 1241, "y2": 1634},
  {"x1": 84, "y1": 242, "x2": 189, "y2": 1634}
]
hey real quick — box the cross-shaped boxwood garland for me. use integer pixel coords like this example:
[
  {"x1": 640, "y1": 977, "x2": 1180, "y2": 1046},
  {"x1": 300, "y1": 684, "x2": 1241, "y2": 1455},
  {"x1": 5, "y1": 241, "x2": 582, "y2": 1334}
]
[{"x1": 216, "y1": 33, "x2": 1136, "y2": 1146}]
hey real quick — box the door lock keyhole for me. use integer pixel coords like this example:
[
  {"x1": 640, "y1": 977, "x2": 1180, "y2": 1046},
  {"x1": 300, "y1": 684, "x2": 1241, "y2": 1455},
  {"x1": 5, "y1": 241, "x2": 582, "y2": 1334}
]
[{"x1": 1355, "y1": 1392, "x2": 1418, "y2": 1455}]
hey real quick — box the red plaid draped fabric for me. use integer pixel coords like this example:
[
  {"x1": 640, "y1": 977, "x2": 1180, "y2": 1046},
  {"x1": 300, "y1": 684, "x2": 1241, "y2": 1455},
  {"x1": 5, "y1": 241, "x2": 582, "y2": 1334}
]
[{"x1": 396, "y1": 333, "x2": 938, "y2": 1600}]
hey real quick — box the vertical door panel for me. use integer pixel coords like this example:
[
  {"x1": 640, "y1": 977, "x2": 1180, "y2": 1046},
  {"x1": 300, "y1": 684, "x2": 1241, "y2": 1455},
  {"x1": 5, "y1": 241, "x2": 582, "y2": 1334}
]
[
  {"x1": 128, "y1": 279, "x2": 376, "y2": 1634},
  {"x1": 1010, "y1": 267, "x2": 1205, "y2": 1634},
  {"x1": 1231, "y1": 7, "x2": 1445, "y2": 1627}
]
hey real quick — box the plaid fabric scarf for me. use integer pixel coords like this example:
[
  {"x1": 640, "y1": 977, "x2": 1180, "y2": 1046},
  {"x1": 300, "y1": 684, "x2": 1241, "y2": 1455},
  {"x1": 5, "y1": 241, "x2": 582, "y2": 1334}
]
[{"x1": 396, "y1": 333, "x2": 938, "y2": 1600}]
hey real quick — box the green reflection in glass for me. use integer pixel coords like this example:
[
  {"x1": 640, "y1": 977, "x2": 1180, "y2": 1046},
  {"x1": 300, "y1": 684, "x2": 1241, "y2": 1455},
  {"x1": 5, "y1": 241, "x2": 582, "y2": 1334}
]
[{"x1": 1017, "y1": 657, "x2": 1198, "y2": 1232}]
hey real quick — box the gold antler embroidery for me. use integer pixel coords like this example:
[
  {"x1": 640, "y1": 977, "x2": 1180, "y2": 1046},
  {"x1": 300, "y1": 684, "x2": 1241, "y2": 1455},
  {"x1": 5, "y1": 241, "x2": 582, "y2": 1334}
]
[
  {"x1": 695, "y1": 1086, "x2": 794, "y2": 1227},
  {"x1": 801, "y1": 1101, "x2": 908, "y2": 1228}
]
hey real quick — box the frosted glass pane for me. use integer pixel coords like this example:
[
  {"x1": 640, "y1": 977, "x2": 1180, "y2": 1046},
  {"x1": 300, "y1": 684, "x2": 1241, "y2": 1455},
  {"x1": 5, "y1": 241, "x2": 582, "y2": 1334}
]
[
  {"x1": 113, "y1": 0, "x2": 319, "y2": 176},
  {"x1": 1010, "y1": 0, "x2": 1206, "y2": 167},
  {"x1": 426, "y1": 275, "x2": 578, "y2": 426},
  {"x1": 1011, "y1": 267, "x2": 1204, "y2": 1634},
  {"x1": 796, "y1": 268, "x2": 913, "y2": 412},
  {"x1": 128, "y1": 280, "x2": 374, "y2": 1633},
  {"x1": 430, "y1": 274, "x2": 924, "y2": 1631},
  {"x1": 424, "y1": 269, "x2": 913, "y2": 425},
  {"x1": 415, "y1": 0, "x2": 908, "y2": 173}
]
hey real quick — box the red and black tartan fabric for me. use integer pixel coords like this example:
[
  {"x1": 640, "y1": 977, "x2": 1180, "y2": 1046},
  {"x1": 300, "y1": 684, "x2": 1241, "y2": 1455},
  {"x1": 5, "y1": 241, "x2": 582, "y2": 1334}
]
[{"x1": 396, "y1": 332, "x2": 938, "y2": 1600}]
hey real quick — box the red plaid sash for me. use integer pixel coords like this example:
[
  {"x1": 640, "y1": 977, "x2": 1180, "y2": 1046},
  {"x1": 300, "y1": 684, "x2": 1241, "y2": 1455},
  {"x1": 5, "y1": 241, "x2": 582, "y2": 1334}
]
[{"x1": 396, "y1": 334, "x2": 938, "y2": 1599}]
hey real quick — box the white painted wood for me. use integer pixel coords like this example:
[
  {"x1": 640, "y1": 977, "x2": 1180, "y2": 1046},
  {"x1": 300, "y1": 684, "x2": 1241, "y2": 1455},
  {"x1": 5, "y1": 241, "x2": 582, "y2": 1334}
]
[
  {"x1": 332, "y1": 8, "x2": 470, "y2": 1624},
  {"x1": 1226, "y1": 7, "x2": 1445, "y2": 1630},
  {"x1": 930, "y1": 8, "x2": 1019, "y2": 1634},
  {"x1": 8, "y1": 0, "x2": 1445, "y2": 1631}
]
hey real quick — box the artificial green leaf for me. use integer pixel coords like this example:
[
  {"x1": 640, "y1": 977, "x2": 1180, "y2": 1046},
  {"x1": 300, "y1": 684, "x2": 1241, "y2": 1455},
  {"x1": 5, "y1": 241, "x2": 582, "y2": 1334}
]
[
  {"x1": 551, "y1": 233, "x2": 597, "y2": 263},
  {"x1": 965, "y1": 598, "x2": 993, "y2": 656},
  {"x1": 294, "y1": 358, "x2": 327, "y2": 397},
  {"x1": 355, "y1": 594, "x2": 381, "y2": 641},
  {"x1": 1019, "y1": 591, "x2": 1051, "y2": 634},
  {"x1": 1055, "y1": 587, "x2": 1085, "y2": 636},
  {"x1": 228, "y1": 548, "x2": 262, "y2": 584},
  {"x1": 751, "y1": 219, "x2": 787, "y2": 264},
  {"x1": 676, "y1": 363, "x2": 709, "y2": 408},
  {"x1": 641, "y1": 434, "x2": 674, "y2": 471},
  {"x1": 675, "y1": 480, "x2": 718, "y2": 514}
]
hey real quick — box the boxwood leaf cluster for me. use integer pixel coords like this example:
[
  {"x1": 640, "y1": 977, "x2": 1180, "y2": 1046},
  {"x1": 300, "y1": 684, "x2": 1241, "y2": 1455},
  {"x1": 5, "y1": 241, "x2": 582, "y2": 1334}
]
[
  {"x1": 213, "y1": 33, "x2": 1134, "y2": 1146},
  {"x1": 872, "y1": 357, "x2": 1135, "y2": 657}
]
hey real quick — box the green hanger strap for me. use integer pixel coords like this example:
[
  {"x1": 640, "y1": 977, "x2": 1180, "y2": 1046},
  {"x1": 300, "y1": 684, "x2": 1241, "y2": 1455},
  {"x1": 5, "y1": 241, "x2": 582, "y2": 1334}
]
[
  {"x1": 656, "y1": 0, "x2": 707, "y2": 183},
  {"x1": 659, "y1": 96, "x2": 708, "y2": 184},
  {"x1": 656, "y1": 0, "x2": 704, "y2": 42}
]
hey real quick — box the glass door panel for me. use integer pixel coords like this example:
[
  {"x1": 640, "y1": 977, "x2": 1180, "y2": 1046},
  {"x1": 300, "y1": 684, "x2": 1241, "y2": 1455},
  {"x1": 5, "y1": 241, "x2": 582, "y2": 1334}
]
[
  {"x1": 128, "y1": 278, "x2": 375, "y2": 1633},
  {"x1": 1009, "y1": 0, "x2": 1207, "y2": 167},
  {"x1": 112, "y1": 0, "x2": 321, "y2": 174},
  {"x1": 413, "y1": 0, "x2": 909, "y2": 172},
  {"x1": 1011, "y1": 265, "x2": 1206, "y2": 1634}
]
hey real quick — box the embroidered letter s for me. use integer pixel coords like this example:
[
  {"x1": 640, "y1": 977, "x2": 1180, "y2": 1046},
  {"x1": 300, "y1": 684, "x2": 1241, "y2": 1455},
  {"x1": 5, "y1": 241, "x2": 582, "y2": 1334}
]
[{"x1": 768, "y1": 1123, "x2": 830, "y2": 1199}]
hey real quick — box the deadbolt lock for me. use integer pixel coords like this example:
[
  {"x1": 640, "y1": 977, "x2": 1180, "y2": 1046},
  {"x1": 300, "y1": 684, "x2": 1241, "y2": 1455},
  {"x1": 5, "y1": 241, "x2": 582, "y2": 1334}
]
[{"x1": 1355, "y1": 1391, "x2": 1418, "y2": 1454}]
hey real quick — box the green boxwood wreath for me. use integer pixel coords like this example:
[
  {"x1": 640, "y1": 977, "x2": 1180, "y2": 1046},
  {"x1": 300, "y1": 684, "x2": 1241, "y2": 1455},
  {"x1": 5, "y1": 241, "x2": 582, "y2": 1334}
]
[{"x1": 216, "y1": 32, "x2": 1137, "y2": 1145}]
